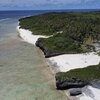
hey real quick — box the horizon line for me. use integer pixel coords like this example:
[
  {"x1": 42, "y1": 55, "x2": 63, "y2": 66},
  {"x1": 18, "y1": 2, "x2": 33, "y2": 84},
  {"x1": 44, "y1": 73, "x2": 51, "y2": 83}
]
[{"x1": 0, "y1": 8, "x2": 100, "y2": 11}]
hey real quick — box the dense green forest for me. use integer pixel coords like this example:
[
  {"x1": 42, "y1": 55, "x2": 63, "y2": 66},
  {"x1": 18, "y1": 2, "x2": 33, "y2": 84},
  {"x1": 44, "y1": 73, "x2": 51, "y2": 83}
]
[
  {"x1": 19, "y1": 12, "x2": 100, "y2": 53},
  {"x1": 19, "y1": 12, "x2": 100, "y2": 85}
]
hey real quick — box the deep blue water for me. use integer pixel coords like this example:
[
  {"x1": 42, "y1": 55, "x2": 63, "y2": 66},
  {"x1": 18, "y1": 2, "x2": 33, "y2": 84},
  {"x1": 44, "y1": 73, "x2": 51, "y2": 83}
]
[
  {"x1": 0, "y1": 10, "x2": 48, "y2": 20},
  {"x1": 0, "y1": 9, "x2": 100, "y2": 20},
  {"x1": 0, "y1": 10, "x2": 49, "y2": 41}
]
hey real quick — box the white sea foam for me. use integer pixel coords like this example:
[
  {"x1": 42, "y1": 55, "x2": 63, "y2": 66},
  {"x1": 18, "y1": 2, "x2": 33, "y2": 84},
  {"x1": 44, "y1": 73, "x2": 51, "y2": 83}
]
[{"x1": 0, "y1": 18, "x2": 11, "y2": 22}]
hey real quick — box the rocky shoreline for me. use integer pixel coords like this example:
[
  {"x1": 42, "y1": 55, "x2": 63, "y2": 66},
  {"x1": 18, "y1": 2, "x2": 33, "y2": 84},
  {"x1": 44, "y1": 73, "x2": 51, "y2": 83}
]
[
  {"x1": 36, "y1": 38, "x2": 100, "y2": 97},
  {"x1": 36, "y1": 37, "x2": 100, "y2": 96},
  {"x1": 55, "y1": 75, "x2": 100, "y2": 96},
  {"x1": 17, "y1": 26, "x2": 100, "y2": 99},
  {"x1": 56, "y1": 77, "x2": 88, "y2": 90},
  {"x1": 36, "y1": 38, "x2": 65, "y2": 58}
]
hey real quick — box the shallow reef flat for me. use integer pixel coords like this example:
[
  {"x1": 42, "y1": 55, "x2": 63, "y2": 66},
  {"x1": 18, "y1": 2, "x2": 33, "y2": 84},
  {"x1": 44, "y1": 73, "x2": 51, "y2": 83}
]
[{"x1": 0, "y1": 38, "x2": 68, "y2": 100}]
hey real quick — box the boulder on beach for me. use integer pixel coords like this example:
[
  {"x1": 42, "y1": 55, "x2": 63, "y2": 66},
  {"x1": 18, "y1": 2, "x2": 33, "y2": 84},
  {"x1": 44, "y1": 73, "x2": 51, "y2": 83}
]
[
  {"x1": 90, "y1": 80, "x2": 100, "y2": 89},
  {"x1": 69, "y1": 88, "x2": 82, "y2": 96}
]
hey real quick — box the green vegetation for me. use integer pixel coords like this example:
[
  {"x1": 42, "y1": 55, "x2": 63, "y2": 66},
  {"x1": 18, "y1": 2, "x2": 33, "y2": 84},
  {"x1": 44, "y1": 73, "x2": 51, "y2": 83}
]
[
  {"x1": 19, "y1": 12, "x2": 100, "y2": 83},
  {"x1": 19, "y1": 12, "x2": 100, "y2": 53},
  {"x1": 38, "y1": 34, "x2": 84, "y2": 54},
  {"x1": 56, "y1": 63, "x2": 100, "y2": 81},
  {"x1": 97, "y1": 52, "x2": 100, "y2": 56}
]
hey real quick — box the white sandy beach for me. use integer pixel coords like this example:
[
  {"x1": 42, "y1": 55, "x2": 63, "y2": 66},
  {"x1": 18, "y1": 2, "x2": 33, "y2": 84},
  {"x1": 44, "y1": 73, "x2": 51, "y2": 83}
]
[
  {"x1": 49, "y1": 52, "x2": 100, "y2": 72},
  {"x1": 77, "y1": 86, "x2": 100, "y2": 100},
  {"x1": 17, "y1": 26, "x2": 50, "y2": 45},
  {"x1": 17, "y1": 27, "x2": 100, "y2": 100},
  {"x1": 49, "y1": 53, "x2": 100, "y2": 100}
]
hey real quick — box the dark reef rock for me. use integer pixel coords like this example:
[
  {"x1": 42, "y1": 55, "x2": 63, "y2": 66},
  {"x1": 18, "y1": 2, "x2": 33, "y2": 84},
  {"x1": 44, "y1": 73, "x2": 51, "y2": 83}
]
[
  {"x1": 56, "y1": 78, "x2": 88, "y2": 90},
  {"x1": 36, "y1": 38, "x2": 65, "y2": 58},
  {"x1": 90, "y1": 79, "x2": 100, "y2": 89},
  {"x1": 69, "y1": 88, "x2": 82, "y2": 96}
]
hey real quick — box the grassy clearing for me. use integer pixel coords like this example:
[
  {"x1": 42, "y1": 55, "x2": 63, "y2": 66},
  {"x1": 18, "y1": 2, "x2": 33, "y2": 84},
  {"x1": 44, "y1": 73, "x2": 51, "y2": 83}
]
[{"x1": 97, "y1": 52, "x2": 100, "y2": 56}]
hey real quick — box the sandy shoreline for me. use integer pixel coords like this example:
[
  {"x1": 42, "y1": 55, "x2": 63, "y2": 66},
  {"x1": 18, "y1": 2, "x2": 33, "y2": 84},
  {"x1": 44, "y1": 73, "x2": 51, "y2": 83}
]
[
  {"x1": 0, "y1": 34, "x2": 69, "y2": 100},
  {"x1": 17, "y1": 26, "x2": 100, "y2": 100},
  {"x1": 17, "y1": 26, "x2": 51, "y2": 45},
  {"x1": 49, "y1": 52, "x2": 100, "y2": 72},
  {"x1": 17, "y1": 27, "x2": 70, "y2": 100}
]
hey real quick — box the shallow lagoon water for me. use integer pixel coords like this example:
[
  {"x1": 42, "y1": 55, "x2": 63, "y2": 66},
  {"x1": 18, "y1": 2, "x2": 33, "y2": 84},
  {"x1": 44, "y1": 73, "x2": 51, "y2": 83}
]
[{"x1": 0, "y1": 17, "x2": 67, "y2": 100}]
